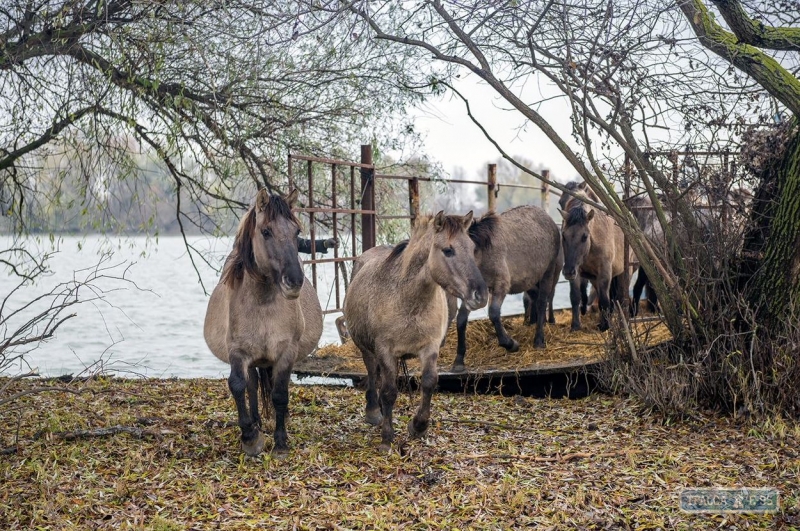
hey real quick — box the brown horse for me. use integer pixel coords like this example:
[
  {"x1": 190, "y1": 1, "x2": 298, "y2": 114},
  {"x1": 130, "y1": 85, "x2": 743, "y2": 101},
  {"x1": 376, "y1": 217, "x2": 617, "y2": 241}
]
[
  {"x1": 560, "y1": 195, "x2": 633, "y2": 331},
  {"x1": 452, "y1": 206, "x2": 561, "y2": 371},
  {"x1": 344, "y1": 212, "x2": 487, "y2": 451},
  {"x1": 204, "y1": 189, "x2": 323, "y2": 456}
]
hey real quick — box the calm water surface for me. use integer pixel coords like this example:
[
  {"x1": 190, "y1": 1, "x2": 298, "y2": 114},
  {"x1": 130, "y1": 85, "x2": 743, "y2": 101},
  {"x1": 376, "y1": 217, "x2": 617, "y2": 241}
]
[{"x1": 1, "y1": 235, "x2": 570, "y2": 378}]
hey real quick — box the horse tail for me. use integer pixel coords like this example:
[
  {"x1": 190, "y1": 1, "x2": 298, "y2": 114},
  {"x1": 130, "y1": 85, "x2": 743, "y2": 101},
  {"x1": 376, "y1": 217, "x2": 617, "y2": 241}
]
[{"x1": 257, "y1": 367, "x2": 274, "y2": 421}]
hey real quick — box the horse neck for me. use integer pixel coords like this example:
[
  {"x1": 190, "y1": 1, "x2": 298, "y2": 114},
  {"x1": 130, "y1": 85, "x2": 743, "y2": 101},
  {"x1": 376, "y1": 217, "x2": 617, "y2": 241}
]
[
  {"x1": 396, "y1": 230, "x2": 439, "y2": 297},
  {"x1": 240, "y1": 267, "x2": 281, "y2": 302}
]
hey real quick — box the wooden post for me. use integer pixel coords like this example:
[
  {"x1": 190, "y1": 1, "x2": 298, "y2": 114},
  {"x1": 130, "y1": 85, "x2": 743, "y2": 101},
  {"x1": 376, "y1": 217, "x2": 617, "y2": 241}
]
[
  {"x1": 360, "y1": 144, "x2": 376, "y2": 251},
  {"x1": 408, "y1": 177, "x2": 420, "y2": 229},
  {"x1": 487, "y1": 164, "x2": 497, "y2": 212},
  {"x1": 541, "y1": 169, "x2": 550, "y2": 213}
]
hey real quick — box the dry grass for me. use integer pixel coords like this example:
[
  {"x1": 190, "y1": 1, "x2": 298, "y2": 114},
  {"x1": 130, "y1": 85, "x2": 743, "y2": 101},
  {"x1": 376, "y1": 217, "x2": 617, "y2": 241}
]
[
  {"x1": 2, "y1": 377, "x2": 799, "y2": 529},
  {"x1": 309, "y1": 309, "x2": 673, "y2": 375}
]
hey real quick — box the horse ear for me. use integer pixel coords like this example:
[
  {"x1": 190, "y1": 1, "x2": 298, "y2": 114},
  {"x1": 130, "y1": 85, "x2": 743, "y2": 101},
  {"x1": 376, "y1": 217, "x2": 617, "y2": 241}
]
[
  {"x1": 256, "y1": 188, "x2": 269, "y2": 212},
  {"x1": 461, "y1": 210, "x2": 474, "y2": 229},
  {"x1": 433, "y1": 211, "x2": 445, "y2": 231},
  {"x1": 285, "y1": 189, "x2": 299, "y2": 207},
  {"x1": 558, "y1": 208, "x2": 565, "y2": 218},
  {"x1": 587, "y1": 209, "x2": 595, "y2": 221}
]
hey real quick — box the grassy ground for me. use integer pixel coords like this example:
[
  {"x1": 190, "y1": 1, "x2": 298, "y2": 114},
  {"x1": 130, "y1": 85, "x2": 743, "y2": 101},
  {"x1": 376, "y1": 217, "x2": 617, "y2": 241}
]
[{"x1": 1, "y1": 377, "x2": 799, "y2": 530}]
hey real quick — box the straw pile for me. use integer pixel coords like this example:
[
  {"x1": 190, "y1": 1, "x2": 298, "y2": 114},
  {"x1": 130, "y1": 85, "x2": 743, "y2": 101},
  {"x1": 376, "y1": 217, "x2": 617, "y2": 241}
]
[{"x1": 308, "y1": 308, "x2": 672, "y2": 375}]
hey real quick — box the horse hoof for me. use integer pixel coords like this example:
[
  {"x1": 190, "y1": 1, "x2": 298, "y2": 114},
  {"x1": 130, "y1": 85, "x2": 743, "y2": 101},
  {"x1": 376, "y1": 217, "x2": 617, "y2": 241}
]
[
  {"x1": 570, "y1": 325, "x2": 582, "y2": 332},
  {"x1": 408, "y1": 419, "x2": 429, "y2": 439},
  {"x1": 533, "y1": 339, "x2": 546, "y2": 349},
  {"x1": 502, "y1": 339, "x2": 520, "y2": 353},
  {"x1": 378, "y1": 443, "x2": 392, "y2": 454},
  {"x1": 365, "y1": 409, "x2": 383, "y2": 426},
  {"x1": 241, "y1": 432, "x2": 266, "y2": 457},
  {"x1": 270, "y1": 446, "x2": 290, "y2": 459},
  {"x1": 451, "y1": 362, "x2": 466, "y2": 373},
  {"x1": 598, "y1": 323, "x2": 609, "y2": 332}
]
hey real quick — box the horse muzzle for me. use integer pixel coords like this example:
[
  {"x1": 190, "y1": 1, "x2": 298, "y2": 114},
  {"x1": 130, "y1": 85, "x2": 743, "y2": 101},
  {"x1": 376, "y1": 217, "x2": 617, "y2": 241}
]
[
  {"x1": 279, "y1": 276, "x2": 303, "y2": 300},
  {"x1": 562, "y1": 268, "x2": 577, "y2": 281},
  {"x1": 463, "y1": 285, "x2": 488, "y2": 311}
]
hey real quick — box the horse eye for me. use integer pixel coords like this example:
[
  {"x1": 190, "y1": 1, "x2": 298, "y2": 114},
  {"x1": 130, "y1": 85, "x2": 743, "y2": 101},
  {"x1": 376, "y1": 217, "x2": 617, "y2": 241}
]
[
  {"x1": 262, "y1": 228, "x2": 273, "y2": 239},
  {"x1": 581, "y1": 234, "x2": 588, "y2": 242},
  {"x1": 443, "y1": 247, "x2": 455, "y2": 257}
]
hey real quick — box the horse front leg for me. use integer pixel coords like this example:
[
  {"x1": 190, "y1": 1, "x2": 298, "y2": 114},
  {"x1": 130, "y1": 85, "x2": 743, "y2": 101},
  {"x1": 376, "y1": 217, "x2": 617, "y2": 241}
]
[
  {"x1": 360, "y1": 347, "x2": 382, "y2": 426},
  {"x1": 580, "y1": 278, "x2": 589, "y2": 315},
  {"x1": 409, "y1": 349, "x2": 438, "y2": 439},
  {"x1": 270, "y1": 355, "x2": 293, "y2": 457},
  {"x1": 631, "y1": 269, "x2": 648, "y2": 317},
  {"x1": 452, "y1": 303, "x2": 471, "y2": 372},
  {"x1": 228, "y1": 353, "x2": 264, "y2": 456},
  {"x1": 569, "y1": 278, "x2": 583, "y2": 331},
  {"x1": 377, "y1": 352, "x2": 398, "y2": 453},
  {"x1": 489, "y1": 292, "x2": 518, "y2": 352}
]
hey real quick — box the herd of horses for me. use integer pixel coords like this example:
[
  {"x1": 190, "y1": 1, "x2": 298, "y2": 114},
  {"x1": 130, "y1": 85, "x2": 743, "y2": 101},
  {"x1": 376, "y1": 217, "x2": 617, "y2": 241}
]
[{"x1": 201, "y1": 185, "x2": 685, "y2": 456}]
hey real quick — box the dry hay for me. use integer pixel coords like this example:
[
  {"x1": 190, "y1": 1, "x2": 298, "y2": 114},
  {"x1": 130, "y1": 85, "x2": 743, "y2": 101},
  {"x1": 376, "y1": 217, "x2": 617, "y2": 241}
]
[
  {"x1": 1, "y1": 378, "x2": 797, "y2": 529},
  {"x1": 307, "y1": 308, "x2": 672, "y2": 375}
]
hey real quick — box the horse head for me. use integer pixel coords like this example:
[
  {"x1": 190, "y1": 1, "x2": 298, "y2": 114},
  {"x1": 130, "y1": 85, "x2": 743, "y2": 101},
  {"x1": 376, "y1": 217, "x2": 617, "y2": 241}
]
[
  {"x1": 225, "y1": 188, "x2": 304, "y2": 299},
  {"x1": 559, "y1": 201, "x2": 595, "y2": 281},
  {"x1": 427, "y1": 211, "x2": 488, "y2": 311}
]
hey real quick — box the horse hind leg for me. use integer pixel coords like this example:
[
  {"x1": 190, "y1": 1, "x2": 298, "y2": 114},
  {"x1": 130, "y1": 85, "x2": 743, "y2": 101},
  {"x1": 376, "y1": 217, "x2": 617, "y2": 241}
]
[
  {"x1": 247, "y1": 367, "x2": 261, "y2": 430},
  {"x1": 360, "y1": 347, "x2": 382, "y2": 426},
  {"x1": 228, "y1": 353, "x2": 265, "y2": 457},
  {"x1": 409, "y1": 349, "x2": 438, "y2": 439},
  {"x1": 489, "y1": 292, "x2": 519, "y2": 352},
  {"x1": 269, "y1": 356, "x2": 294, "y2": 457},
  {"x1": 377, "y1": 351, "x2": 398, "y2": 453}
]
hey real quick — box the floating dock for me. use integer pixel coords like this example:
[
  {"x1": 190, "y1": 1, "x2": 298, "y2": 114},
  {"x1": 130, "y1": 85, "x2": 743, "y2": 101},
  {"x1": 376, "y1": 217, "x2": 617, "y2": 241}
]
[{"x1": 294, "y1": 309, "x2": 671, "y2": 398}]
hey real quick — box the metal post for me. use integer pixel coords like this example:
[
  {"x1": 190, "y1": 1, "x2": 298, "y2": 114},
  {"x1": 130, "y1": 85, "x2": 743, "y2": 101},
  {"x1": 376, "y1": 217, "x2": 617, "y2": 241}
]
[
  {"x1": 287, "y1": 154, "x2": 293, "y2": 190},
  {"x1": 360, "y1": 144, "x2": 376, "y2": 251},
  {"x1": 332, "y1": 163, "x2": 340, "y2": 309},
  {"x1": 307, "y1": 160, "x2": 317, "y2": 290},
  {"x1": 487, "y1": 163, "x2": 497, "y2": 212},
  {"x1": 408, "y1": 177, "x2": 420, "y2": 229},
  {"x1": 541, "y1": 169, "x2": 550, "y2": 213}
]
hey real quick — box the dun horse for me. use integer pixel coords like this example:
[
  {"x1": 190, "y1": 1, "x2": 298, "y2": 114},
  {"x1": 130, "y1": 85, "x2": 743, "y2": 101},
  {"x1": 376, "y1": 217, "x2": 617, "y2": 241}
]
[
  {"x1": 452, "y1": 206, "x2": 561, "y2": 372},
  {"x1": 204, "y1": 189, "x2": 322, "y2": 456},
  {"x1": 344, "y1": 212, "x2": 487, "y2": 451},
  {"x1": 560, "y1": 195, "x2": 632, "y2": 331}
]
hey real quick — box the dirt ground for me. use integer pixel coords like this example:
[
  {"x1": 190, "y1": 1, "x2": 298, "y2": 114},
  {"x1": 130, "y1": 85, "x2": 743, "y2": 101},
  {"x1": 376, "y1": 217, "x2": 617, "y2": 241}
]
[{"x1": 1, "y1": 377, "x2": 798, "y2": 529}]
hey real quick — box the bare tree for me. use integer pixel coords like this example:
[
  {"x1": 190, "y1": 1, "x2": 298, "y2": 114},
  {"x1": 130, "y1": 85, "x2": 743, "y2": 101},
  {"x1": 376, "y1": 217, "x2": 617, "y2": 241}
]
[
  {"x1": 335, "y1": 0, "x2": 800, "y2": 414},
  {"x1": 0, "y1": 1, "x2": 423, "y2": 249}
]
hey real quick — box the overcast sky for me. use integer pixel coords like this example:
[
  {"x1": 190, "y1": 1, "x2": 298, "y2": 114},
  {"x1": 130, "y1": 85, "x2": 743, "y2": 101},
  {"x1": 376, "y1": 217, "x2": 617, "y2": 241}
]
[{"x1": 410, "y1": 75, "x2": 581, "y2": 185}]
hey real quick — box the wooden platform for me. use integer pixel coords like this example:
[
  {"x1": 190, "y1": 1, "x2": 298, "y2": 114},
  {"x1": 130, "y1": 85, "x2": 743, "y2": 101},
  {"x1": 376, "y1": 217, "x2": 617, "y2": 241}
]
[{"x1": 294, "y1": 308, "x2": 671, "y2": 397}]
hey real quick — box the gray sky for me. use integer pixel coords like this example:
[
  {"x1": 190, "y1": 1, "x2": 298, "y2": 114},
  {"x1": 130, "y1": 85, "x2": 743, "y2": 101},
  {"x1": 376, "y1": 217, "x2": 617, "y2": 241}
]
[{"x1": 411, "y1": 76, "x2": 581, "y2": 184}]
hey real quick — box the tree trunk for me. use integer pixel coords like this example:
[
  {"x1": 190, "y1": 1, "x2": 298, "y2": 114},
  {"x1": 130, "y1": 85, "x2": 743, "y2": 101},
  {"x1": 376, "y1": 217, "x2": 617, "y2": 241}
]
[{"x1": 746, "y1": 122, "x2": 800, "y2": 325}]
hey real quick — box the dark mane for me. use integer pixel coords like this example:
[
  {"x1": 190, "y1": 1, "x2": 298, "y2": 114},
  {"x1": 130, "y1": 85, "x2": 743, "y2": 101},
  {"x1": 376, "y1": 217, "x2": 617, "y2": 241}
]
[
  {"x1": 263, "y1": 194, "x2": 301, "y2": 225},
  {"x1": 220, "y1": 193, "x2": 299, "y2": 286},
  {"x1": 564, "y1": 203, "x2": 589, "y2": 227},
  {"x1": 385, "y1": 240, "x2": 409, "y2": 263},
  {"x1": 468, "y1": 212, "x2": 499, "y2": 250}
]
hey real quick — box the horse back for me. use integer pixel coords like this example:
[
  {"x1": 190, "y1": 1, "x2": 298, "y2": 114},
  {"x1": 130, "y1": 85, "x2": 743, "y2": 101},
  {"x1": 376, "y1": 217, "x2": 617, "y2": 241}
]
[{"x1": 481, "y1": 206, "x2": 560, "y2": 293}]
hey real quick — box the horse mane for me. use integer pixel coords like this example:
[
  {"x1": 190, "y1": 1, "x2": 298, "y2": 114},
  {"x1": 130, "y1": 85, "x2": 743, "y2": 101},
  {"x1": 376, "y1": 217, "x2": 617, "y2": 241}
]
[
  {"x1": 386, "y1": 240, "x2": 409, "y2": 263},
  {"x1": 468, "y1": 212, "x2": 499, "y2": 251},
  {"x1": 564, "y1": 201, "x2": 590, "y2": 227},
  {"x1": 384, "y1": 214, "x2": 464, "y2": 264},
  {"x1": 220, "y1": 193, "x2": 300, "y2": 287}
]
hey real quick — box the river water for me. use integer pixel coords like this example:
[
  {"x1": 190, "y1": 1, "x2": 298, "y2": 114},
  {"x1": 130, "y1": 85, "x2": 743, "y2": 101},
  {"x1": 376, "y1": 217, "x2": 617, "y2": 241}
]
[{"x1": 1, "y1": 235, "x2": 570, "y2": 378}]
